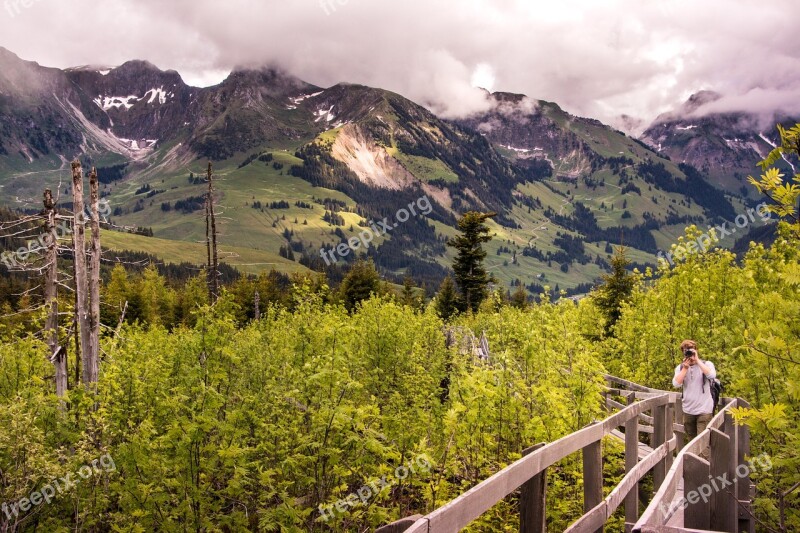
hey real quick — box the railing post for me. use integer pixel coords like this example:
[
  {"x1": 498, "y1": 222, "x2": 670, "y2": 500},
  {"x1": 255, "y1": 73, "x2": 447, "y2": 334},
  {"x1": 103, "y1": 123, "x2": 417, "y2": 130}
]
[
  {"x1": 520, "y1": 443, "x2": 546, "y2": 533},
  {"x1": 665, "y1": 400, "x2": 674, "y2": 473},
  {"x1": 684, "y1": 452, "x2": 711, "y2": 529},
  {"x1": 736, "y1": 401, "x2": 754, "y2": 533},
  {"x1": 652, "y1": 403, "x2": 667, "y2": 491},
  {"x1": 675, "y1": 397, "x2": 684, "y2": 451},
  {"x1": 724, "y1": 409, "x2": 739, "y2": 532},
  {"x1": 710, "y1": 428, "x2": 735, "y2": 532},
  {"x1": 583, "y1": 438, "x2": 603, "y2": 533},
  {"x1": 624, "y1": 392, "x2": 639, "y2": 527}
]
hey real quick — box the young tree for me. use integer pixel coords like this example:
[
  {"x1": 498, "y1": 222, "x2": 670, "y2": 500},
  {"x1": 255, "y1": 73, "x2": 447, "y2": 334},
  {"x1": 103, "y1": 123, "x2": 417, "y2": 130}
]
[
  {"x1": 339, "y1": 260, "x2": 381, "y2": 312},
  {"x1": 435, "y1": 275, "x2": 459, "y2": 320},
  {"x1": 593, "y1": 245, "x2": 635, "y2": 335},
  {"x1": 400, "y1": 275, "x2": 420, "y2": 309},
  {"x1": 448, "y1": 211, "x2": 496, "y2": 313},
  {"x1": 510, "y1": 284, "x2": 528, "y2": 309}
]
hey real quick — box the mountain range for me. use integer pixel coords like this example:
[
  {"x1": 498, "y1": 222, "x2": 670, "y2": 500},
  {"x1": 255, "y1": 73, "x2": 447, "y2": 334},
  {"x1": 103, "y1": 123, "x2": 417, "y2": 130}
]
[{"x1": 0, "y1": 47, "x2": 792, "y2": 294}]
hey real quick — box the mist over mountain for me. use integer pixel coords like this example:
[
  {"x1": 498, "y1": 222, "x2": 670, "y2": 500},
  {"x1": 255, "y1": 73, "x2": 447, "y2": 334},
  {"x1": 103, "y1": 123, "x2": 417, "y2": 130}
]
[
  {"x1": 0, "y1": 46, "x2": 783, "y2": 293},
  {"x1": 641, "y1": 91, "x2": 798, "y2": 196}
]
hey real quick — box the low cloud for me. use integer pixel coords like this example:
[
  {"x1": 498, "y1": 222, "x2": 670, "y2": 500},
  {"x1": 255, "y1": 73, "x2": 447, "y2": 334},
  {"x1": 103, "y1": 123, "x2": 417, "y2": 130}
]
[{"x1": 0, "y1": 0, "x2": 797, "y2": 128}]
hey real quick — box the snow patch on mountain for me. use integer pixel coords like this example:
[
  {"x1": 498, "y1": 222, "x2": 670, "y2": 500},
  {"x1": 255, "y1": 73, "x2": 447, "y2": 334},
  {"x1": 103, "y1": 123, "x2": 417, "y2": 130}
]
[
  {"x1": 144, "y1": 87, "x2": 172, "y2": 104},
  {"x1": 315, "y1": 105, "x2": 335, "y2": 122},
  {"x1": 289, "y1": 91, "x2": 324, "y2": 106}
]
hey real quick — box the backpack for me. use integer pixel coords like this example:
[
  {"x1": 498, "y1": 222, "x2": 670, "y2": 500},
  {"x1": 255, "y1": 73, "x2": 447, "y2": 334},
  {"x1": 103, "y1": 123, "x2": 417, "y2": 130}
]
[{"x1": 705, "y1": 376, "x2": 723, "y2": 413}]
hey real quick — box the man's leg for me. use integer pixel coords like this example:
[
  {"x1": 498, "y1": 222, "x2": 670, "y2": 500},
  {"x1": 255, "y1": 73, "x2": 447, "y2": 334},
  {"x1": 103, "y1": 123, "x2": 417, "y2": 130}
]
[
  {"x1": 697, "y1": 413, "x2": 713, "y2": 459},
  {"x1": 684, "y1": 413, "x2": 699, "y2": 444}
]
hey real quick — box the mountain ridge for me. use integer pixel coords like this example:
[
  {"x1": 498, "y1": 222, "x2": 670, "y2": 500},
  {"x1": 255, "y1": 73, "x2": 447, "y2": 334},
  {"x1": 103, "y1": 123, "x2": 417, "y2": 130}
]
[{"x1": 0, "y1": 48, "x2": 772, "y2": 294}]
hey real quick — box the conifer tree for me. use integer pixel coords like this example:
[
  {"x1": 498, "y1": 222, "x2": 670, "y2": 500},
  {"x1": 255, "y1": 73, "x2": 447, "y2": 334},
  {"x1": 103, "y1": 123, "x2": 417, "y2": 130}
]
[
  {"x1": 340, "y1": 260, "x2": 381, "y2": 312},
  {"x1": 510, "y1": 284, "x2": 528, "y2": 309},
  {"x1": 593, "y1": 245, "x2": 635, "y2": 335},
  {"x1": 435, "y1": 275, "x2": 459, "y2": 320},
  {"x1": 448, "y1": 211, "x2": 496, "y2": 312}
]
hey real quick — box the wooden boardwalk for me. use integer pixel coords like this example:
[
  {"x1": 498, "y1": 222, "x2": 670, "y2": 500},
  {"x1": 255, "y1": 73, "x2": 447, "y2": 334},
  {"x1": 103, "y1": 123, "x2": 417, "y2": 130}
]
[{"x1": 376, "y1": 375, "x2": 754, "y2": 533}]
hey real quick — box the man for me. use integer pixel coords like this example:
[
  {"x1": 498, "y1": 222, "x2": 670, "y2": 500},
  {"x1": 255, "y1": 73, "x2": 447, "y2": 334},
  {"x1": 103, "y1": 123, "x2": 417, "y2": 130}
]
[{"x1": 672, "y1": 340, "x2": 716, "y2": 446}]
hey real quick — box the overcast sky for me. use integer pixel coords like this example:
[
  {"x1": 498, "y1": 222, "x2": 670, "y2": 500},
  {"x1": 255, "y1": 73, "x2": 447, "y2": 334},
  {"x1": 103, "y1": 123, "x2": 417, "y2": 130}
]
[{"x1": 1, "y1": 0, "x2": 798, "y2": 131}]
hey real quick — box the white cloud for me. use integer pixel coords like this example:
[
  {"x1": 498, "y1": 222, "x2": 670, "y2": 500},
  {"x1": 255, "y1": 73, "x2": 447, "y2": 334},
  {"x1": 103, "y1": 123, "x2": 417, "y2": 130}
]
[{"x1": 0, "y1": 0, "x2": 797, "y2": 127}]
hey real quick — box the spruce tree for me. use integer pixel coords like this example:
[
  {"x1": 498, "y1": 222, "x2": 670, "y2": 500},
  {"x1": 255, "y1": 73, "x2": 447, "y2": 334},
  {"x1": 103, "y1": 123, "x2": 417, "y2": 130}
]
[
  {"x1": 448, "y1": 211, "x2": 496, "y2": 313},
  {"x1": 594, "y1": 245, "x2": 635, "y2": 335},
  {"x1": 400, "y1": 276, "x2": 419, "y2": 309},
  {"x1": 339, "y1": 260, "x2": 381, "y2": 312},
  {"x1": 510, "y1": 284, "x2": 528, "y2": 309},
  {"x1": 435, "y1": 275, "x2": 459, "y2": 320}
]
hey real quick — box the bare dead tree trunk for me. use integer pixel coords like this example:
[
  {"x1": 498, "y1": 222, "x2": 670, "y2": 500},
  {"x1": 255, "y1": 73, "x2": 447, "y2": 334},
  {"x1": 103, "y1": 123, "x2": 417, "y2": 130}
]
[
  {"x1": 206, "y1": 162, "x2": 219, "y2": 302},
  {"x1": 205, "y1": 166, "x2": 212, "y2": 301},
  {"x1": 87, "y1": 168, "x2": 100, "y2": 384},
  {"x1": 43, "y1": 189, "x2": 67, "y2": 400},
  {"x1": 71, "y1": 161, "x2": 92, "y2": 386},
  {"x1": 254, "y1": 290, "x2": 260, "y2": 320},
  {"x1": 73, "y1": 276, "x2": 80, "y2": 387}
]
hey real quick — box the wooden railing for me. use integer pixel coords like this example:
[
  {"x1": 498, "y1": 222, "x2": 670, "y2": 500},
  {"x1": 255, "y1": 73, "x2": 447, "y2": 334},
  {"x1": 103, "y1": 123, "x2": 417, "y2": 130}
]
[{"x1": 376, "y1": 375, "x2": 753, "y2": 533}]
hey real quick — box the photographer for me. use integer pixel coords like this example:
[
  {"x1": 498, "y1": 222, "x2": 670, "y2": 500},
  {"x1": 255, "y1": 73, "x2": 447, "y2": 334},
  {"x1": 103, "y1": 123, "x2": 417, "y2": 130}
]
[{"x1": 672, "y1": 340, "x2": 716, "y2": 447}]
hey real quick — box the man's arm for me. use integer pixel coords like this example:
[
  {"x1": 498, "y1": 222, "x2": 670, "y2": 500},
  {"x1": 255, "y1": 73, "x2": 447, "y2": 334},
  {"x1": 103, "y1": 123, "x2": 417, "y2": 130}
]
[
  {"x1": 698, "y1": 360, "x2": 716, "y2": 379},
  {"x1": 673, "y1": 363, "x2": 688, "y2": 387}
]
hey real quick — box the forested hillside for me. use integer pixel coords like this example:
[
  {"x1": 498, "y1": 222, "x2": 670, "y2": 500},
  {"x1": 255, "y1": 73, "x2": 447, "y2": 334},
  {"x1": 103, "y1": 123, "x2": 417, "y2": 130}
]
[{"x1": 1, "y1": 213, "x2": 798, "y2": 531}]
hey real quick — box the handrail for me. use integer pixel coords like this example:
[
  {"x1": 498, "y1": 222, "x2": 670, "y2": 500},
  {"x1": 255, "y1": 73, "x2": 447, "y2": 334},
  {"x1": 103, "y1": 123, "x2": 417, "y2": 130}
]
[
  {"x1": 378, "y1": 376, "x2": 752, "y2": 533},
  {"x1": 634, "y1": 398, "x2": 738, "y2": 529},
  {"x1": 564, "y1": 435, "x2": 676, "y2": 532},
  {"x1": 403, "y1": 393, "x2": 672, "y2": 533}
]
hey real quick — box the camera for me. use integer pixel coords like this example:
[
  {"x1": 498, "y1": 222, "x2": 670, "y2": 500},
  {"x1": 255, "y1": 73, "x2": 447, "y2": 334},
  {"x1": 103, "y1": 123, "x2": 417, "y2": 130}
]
[{"x1": 683, "y1": 348, "x2": 696, "y2": 358}]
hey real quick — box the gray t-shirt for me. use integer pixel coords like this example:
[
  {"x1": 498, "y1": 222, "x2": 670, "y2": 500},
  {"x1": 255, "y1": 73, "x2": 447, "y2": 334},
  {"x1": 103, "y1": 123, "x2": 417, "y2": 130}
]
[{"x1": 672, "y1": 361, "x2": 716, "y2": 415}]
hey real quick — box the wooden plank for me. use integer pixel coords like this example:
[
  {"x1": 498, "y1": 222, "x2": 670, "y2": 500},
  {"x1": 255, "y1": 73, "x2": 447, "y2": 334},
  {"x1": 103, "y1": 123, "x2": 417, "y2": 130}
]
[
  {"x1": 675, "y1": 399, "x2": 684, "y2": 452},
  {"x1": 567, "y1": 441, "x2": 670, "y2": 533},
  {"x1": 583, "y1": 440, "x2": 603, "y2": 533},
  {"x1": 606, "y1": 388, "x2": 680, "y2": 400},
  {"x1": 652, "y1": 404, "x2": 667, "y2": 491},
  {"x1": 403, "y1": 517, "x2": 429, "y2": 533},
  {"x1": 625, "y1": 392, "x2": 640, "y2": 526},
  {"x1": 603, "y1": 395, "x2": 671, "y2": 434},
  {"x1": 375, "y1": 515, "x2": 424, "y2": 533},
  {"x1": 684, "y1": 453, "x2": 711, "y2": 530},
  {"x1": 520, "y1": 443, "x2": 546, "y2": 533},
  {"x1": 637, "y1": 526, "x2": 725, "y2": 533},
  {"x1": 724, "y1": 411, "x2": 739, "y2": 533},
  {"x1": 608, "y1": 442, "x2": 670, "y2": 518},
  {"x1": 610, "y1": 429, "x2": 654, "y2": 460},
  {"x1": 709, "y1": 428, "x2": 735, "y2": 532},
  {"x1": 665, "y1": 402, "x2": 675, "y2": 474},
  {"x1": 605, "y1": 374, "x2": 654, "y2": 392},
  {"x1": 606, "y1": 397, "x2": 656, "y2": 425},
  {"x1": 736, "y1": 399, "x2": 754, "y2": 533}
]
